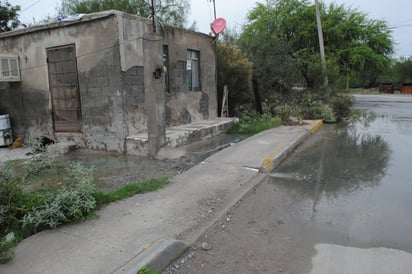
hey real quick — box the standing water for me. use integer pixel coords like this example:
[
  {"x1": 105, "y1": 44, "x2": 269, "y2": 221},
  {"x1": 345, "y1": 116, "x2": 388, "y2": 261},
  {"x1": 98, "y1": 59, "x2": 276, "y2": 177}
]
[
  {"x1": 10, "y1": 133, "x2": 246, "y2": 192},
  {"x1": 269, "y1": 95, "x2": 412, "y2": 253}
]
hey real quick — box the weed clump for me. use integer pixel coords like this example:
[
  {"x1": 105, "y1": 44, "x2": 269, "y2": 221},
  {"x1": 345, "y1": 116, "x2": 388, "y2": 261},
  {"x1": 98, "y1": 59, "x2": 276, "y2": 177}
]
[
  {"x1": 228, "y1": 112, "x2": 281, "y2": 135},
  {"x1": 22, "y1": 162, "x2": 96, "y2": 232},
  {"x1": 0, "y1": 140, "x2": 170, "y2": 263},
  {"x1": 271, "y1": 91, "x2": 352, "y2": 123}
]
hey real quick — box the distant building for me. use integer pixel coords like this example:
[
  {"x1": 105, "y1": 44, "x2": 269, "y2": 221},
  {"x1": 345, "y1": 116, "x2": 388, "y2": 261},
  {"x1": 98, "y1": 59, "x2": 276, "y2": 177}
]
[{"x1": 0, "y1": 10, "x2": 217, "y2": 154}]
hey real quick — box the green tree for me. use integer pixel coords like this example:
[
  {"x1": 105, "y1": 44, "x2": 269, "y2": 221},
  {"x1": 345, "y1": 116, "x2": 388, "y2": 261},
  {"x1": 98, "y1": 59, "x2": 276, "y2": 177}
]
[
  {"x1": 322, "y1": 2, "x2": 393, "y2": 88},
  {"x1": 393, "y1": 57, "x2": 412, "y2": 83},
  {"x1": 0, "y1": 1, "x2": 20, "y2": 32},
  {"x1": 217, "y1": 40, "x2": 253, "y2": 116},
  {"x1": 238, "y1": 1, "x2": 301, "y2": 109},
  {"x1": 220, "y1": 26, "x2": 240, "y2": 45},
  {"x1": 59, "y1": 0, "x2": 190, "y2": 27},
  {"x1": 239, "y1": 0, "x2": 394, "y2": 90}
]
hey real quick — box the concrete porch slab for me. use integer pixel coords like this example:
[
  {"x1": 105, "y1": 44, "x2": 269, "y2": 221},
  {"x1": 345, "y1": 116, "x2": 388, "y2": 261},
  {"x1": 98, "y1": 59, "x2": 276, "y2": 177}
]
[{"x1": 125, "y1": 118, "x2": 238, "y2": 156}]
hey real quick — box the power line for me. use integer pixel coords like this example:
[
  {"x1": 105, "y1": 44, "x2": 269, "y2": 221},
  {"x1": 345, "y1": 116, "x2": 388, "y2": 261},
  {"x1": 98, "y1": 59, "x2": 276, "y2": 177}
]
[
  {"x1": 389, "y1": 24, "x2": 412, "y2": 30},
  {"x1": 206, "y1": 0, "x2": 213, "y2": 23},
  {"x1": 395, "y1": 18, "x2": 412, "y2": 25},
  {"x1": 21, "y1": 0, "x2": 41, "y2": 12},
  {"x1": 15, "y1": 33, "x2": 147, "y2": 74}
]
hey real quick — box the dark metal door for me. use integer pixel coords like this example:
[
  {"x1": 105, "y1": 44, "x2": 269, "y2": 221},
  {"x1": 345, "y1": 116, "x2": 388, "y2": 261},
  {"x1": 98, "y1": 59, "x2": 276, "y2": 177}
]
[{"x1": 47, "y1": 44, "x2": 82, "y2": 132}]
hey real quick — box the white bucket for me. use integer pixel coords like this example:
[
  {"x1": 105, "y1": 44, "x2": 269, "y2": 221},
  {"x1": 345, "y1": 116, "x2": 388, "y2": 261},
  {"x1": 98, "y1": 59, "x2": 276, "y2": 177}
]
[{"x1": 0, "y1": 114, "x2": 11, "y2": 130}]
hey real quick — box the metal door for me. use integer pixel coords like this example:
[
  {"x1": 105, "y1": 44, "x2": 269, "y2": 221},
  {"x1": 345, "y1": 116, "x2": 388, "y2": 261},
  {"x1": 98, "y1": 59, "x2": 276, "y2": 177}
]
[{"x1": 47, "y1": 44, "x2": 82, "y2": 132}]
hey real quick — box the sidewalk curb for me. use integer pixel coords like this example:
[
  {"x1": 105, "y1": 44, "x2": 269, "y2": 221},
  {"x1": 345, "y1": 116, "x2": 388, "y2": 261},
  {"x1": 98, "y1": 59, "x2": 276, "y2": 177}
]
[
  {"x1": 114, "y1": 239, "x2": 187, "y2": 274},
  {"x1": 132, "y1": 173, "x2": 267, "y2": 273},
  {"x1": 121, "y1": 120, "x2": 323, "y2": 273},
  {"x1": 260, "y1": 120, "x2": 323, "y2": 172}
]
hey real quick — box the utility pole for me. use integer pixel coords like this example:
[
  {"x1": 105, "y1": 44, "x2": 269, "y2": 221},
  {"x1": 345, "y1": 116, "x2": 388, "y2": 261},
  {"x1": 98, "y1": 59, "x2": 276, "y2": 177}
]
[
  {"x1": 210, "y1": 0, "x2": 220, "y2": 116},
  {"x1": 212, "y1": 0, "x2": 216, "y2": 20},
  {"x1": 151, "y1": 0, "x2": 156, "y2": 33},
  {"x1": 146, "y1": 0, "x2": 166, "y2": 156},
  {"x1": 314, "y1": 0, "x2": 328, "y2": 89}
]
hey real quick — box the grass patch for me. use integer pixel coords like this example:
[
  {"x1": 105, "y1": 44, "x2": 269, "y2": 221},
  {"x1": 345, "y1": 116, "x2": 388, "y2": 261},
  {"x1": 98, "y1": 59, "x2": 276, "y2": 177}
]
[
  {"x1": 228, "y1": 113, "x2": 281, "y2": 135},
  {"x1": 93, "y1": 177, "x2": 169, "y2": 207},
  {"x1": 138, "y1": 266, "x2": 158, "y2": 274}
]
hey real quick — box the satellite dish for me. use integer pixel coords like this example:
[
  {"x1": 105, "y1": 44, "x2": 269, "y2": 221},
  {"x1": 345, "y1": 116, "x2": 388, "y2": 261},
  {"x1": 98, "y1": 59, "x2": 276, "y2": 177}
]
[{"x1": 211, "y1": 18, "x2": 226, "y2": 34}]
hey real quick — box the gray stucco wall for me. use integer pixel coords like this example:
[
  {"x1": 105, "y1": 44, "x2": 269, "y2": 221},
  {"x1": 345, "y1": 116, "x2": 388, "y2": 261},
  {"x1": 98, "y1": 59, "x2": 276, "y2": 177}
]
[
  {"x1": 163, "y1": 26, "x2": 217, "y2": 126},
  {"x1": 0, "y1": 14, "x2": 129, "y2": 151},
  {"x1": 120, "y1": 15, "x2": 217, "y2": 128},
  {"x1": 0, "y1": 82, "x2": 52, "y2": 138},
  {"x1": 0, "y1": 11, "x2": 217, "y2": 153}
]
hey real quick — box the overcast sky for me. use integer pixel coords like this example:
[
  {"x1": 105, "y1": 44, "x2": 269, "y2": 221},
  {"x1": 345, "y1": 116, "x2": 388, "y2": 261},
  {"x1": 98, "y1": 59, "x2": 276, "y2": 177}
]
[{"x1": 8, "y1": 0, "x2": 412, "y2": 57}]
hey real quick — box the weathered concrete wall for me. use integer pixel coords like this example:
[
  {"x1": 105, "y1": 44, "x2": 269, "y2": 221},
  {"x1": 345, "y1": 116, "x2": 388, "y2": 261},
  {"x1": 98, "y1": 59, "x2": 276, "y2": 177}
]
[
  {"x1": 163, "y1": 27, "x2": 217, "y2": 126},
  {"x1": 0, "y1": 27, "x2": 54, "y2": 138},
  {"x1": 119, "y1": 15, "x2": 217, "y2": 135},
  {"x1": 0, "y1": 14, "x2": 130, "y2": 152},
  {"x1": 119, "y1": 15, "x2": 217, "y2": 128},
  {"x1": 0, "y1": 82, "x2": 52, "y2": 138},
  {"x1": 0, "y1": 11, "x2": 217, "y2": 154},
  {"x1": 119, "y1": 15, "x2": 149, "y2": 136}
]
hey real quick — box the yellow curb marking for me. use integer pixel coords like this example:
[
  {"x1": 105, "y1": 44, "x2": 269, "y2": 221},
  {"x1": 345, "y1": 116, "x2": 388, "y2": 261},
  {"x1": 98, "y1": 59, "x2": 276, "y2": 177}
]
[
  {"x1": 143, "y1": 242, "x2": 153, "y2": 250},
  {"x1": 261, "y1": 120, "x2": 323, "y2": 172},
  {"x1": 261, "y1": 142, "x2": 289, "y2": 172},
  {"x1": 311, "y1": 120, "x2": 323, "y2": 133}
]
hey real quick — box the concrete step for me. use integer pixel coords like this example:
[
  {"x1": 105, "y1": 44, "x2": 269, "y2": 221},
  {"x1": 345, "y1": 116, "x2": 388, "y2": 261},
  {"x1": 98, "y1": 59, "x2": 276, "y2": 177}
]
[{"x1": 125, "y1": 118, "x2": 238, "y2": 156}]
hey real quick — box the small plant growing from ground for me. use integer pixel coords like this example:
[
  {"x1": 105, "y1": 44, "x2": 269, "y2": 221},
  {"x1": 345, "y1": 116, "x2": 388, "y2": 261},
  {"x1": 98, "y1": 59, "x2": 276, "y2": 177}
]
[
  {"x1": 93, "y1": 177, "x2": 169, "y2": 207},
  {"x1": 0, "y1": 143, "x2": 171, "y2": 264},
  {"x1": 0, "y1": 232, "x2": 15, "y2": 263},
  {"x1": 228, "y1": 112, "x2": 281, "y2": 135},
  {"x1": 273, "y1": 104, "x2": 302, "y2": 122},
  {"x1": 138, "y1": 266, "x2": 158, "y2": 274},
  {"x1": 330, "y1": 94, "x2": 353, "y2": 121},
  {"x1": 22, "y1": 162, "x2": 97, "y2": 232},
  {"x1": 23, "y1": 138, "x2": 59, "y2": 180}
]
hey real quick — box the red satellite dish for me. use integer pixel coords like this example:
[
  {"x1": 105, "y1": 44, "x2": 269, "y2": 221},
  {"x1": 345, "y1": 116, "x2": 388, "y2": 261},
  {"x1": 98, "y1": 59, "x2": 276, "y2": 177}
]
[{"x1": 211, "y1": 18, "x2": 226, "y2": 34}]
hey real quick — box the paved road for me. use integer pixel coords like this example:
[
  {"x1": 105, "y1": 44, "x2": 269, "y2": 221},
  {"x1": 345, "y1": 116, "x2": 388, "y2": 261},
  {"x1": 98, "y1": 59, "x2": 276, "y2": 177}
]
[
  {"x1": 0, "y1": 120, "x2": 321, "y2": 274},
  {"x1": 164, "y1": 94, "x2": 412, "y2": 274}
]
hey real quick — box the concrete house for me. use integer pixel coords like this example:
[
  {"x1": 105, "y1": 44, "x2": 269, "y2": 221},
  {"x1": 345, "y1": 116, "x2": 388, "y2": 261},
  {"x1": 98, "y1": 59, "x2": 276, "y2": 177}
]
[{"x1": 0, "y1": 10, "x2": 225, "y2": 155}]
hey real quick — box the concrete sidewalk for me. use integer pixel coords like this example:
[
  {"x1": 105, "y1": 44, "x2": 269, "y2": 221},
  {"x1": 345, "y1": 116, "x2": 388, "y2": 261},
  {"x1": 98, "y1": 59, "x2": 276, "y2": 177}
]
[{"x1": 0, "y1": 120, "x2": 322, "y2": 274}]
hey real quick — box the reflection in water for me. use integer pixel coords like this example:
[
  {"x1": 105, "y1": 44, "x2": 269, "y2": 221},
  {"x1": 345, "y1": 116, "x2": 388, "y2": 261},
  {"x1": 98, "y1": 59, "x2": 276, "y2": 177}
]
[
  {"x1": 350, "y1": 110, "x2": 378, "y2": 131},
  {"x1": 269, "y1": 98, "x2": 412, "y2": 252},
  {"x1": 270, "y1": 115, "x2": 390, "y2": 209}
]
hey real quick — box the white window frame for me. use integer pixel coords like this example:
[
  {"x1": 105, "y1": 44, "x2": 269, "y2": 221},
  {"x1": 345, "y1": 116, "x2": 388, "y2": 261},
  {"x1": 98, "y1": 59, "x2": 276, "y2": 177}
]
[
  {"x1": 0, "y1": 54, "x2": 21, "y2": 82},
  {"x1": 186, "y1": 49, "x2": 200, "y2": 91}
]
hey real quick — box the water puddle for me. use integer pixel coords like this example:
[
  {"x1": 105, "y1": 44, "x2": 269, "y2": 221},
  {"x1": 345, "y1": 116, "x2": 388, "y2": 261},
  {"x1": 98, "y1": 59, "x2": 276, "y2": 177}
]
[
  {"x1": 268, "y1": 100, "x2": 412, "y2": 252},
  {"x1": 9, "y1": 133, "x2": 246, "y2": 192},
  {"x1": 269, "y1": 172, "x2": 313, "y2": 182}
]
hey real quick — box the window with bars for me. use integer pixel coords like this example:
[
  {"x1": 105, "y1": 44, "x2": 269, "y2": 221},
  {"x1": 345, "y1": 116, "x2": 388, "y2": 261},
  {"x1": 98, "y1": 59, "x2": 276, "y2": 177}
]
[
  {"x1": 163, "y1": 45, "x2": 169, "y2": 93},
  {"x1": 186, "y1": 49, "x2": 200, "y2": 91},
  {"x1": 0, "y1": 55, "x2": 20, "y2": 81}
]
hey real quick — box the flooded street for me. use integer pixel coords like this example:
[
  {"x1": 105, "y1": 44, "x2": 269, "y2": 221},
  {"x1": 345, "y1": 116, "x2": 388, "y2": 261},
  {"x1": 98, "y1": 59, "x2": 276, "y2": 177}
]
[
  {"x1": 166, "y1": 94, "x2": 412, "y2": 274},
  {"x1": 268, "y1": 94, "x2": 412, "y2": 253}
]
